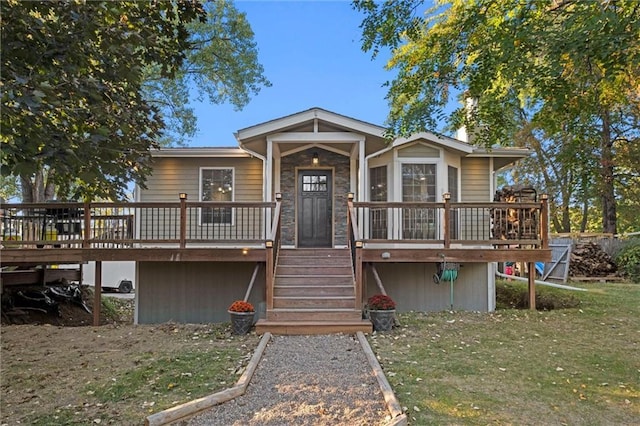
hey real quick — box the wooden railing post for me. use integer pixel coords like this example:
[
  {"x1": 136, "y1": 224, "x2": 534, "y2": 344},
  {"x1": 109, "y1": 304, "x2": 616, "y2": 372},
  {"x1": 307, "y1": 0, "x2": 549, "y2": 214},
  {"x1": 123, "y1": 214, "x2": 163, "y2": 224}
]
[
  {"x1": 265, "y1": 240, "x2": 274, "y2": 311},
  {"x1": 443, "y1": 192, "x2": 451, "y2": 248},
  {"x1": 540, "y1": 194, "x2": 549, "y2": 249},
  {"x1": 83, "y1": 201, "x2": 91, "y2": 248},
  {"x1": 179, "y1": 193, "x2": 187, "y2": 249},
  {"x1": 355, "y1": 240, "x2": 363, "y2": 311}
]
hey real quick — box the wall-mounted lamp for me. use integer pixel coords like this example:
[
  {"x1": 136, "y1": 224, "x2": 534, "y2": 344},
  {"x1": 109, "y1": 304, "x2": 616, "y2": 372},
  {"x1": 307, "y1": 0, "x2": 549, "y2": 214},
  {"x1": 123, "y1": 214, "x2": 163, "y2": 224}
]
[
  {"x1": 179, "y1": 193, "x2": 188, "y2": 200},
  {"x1": 242, "y1": 248, "x2": 249, "y2": 256},
  {"x1": 312, "y1": 152, "x2": 319, "y2": 166}
]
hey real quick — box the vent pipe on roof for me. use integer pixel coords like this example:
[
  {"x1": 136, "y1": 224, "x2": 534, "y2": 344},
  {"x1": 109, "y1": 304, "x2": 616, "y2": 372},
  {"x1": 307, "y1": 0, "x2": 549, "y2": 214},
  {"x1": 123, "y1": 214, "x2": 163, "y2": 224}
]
[{"x1": 455, "y1": 96, "x2": 478, "y2": 143}]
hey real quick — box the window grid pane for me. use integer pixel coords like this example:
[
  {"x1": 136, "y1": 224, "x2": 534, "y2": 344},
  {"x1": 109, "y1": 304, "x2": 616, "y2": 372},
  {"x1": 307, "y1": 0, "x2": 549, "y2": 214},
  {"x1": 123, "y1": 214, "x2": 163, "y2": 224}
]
[{"x1": 201, "y1": 169, "x2": 233, "y2": 224}]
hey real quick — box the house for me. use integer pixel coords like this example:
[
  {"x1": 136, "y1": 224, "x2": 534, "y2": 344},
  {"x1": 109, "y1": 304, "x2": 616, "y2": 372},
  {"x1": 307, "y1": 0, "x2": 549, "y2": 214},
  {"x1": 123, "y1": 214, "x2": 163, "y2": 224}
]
[
  {"x1": 131, "y1": 107, "x2": 549, "y2": 330},
  {"x1": 0, "y1": 107, "x2": 549, "y2": 332}
]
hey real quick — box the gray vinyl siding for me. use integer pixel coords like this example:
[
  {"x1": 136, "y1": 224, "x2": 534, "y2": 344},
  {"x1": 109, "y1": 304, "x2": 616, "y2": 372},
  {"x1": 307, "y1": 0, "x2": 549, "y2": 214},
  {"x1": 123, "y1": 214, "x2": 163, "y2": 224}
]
[
  {"x1": 137, "y1": 262, "x2": 266, "y2": 324},
  {"x1": 460, "y1": 157, "x2": 490, "y2": 201},
  {"x1": 366, "y1": 263, "x2": 490, "y2": 312},
  {"x1": 141, "y1": 157, "x2": 263, "y2": 202},
  {"x1": 458, "y1": 157, "x2": 491, "y2": 240},
  {"x1": 138, "y1": 157, "x2": 265, "y2": 241},
  {"x1": 397, "y1": 143, "x2": 440, "y2": 158}
]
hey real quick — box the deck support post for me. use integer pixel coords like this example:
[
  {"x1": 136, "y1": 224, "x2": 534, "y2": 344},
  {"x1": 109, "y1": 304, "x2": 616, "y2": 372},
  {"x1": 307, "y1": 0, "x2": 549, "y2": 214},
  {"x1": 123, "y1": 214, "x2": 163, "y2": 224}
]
[
  {"x1": 243, "y1": 263, "x2": 261, "y2": 302},
  {"x1": 527, "y1": 261, "x2": 536, "y2": 310},
  {"x1": 93, "y1": 261, "x2": 102, "y2": 326}
]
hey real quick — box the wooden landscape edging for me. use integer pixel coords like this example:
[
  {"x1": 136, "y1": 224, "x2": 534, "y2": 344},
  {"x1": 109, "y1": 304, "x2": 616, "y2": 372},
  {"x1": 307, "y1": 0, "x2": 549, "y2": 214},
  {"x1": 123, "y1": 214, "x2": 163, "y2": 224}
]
[
  {"x1": 146, "y1": 331, "x2": 405, "y2": 425},
  {"x1": 356, "y1": 332, "x2": 408, "y2": 426},
  {"x1": 144, "y1": 332, "x2": 272, "y2": 426}
]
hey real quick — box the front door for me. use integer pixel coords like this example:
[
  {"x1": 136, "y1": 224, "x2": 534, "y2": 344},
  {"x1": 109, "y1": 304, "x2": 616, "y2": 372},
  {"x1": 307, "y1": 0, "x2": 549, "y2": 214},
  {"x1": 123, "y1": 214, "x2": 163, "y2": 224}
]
[{"x1": 297, "y1": 170, "x2": 332, "y2": 247}]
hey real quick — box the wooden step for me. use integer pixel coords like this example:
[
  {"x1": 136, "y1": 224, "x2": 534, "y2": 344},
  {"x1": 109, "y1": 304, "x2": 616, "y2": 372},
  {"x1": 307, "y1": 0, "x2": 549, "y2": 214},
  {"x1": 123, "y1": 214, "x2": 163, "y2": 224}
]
[
  {"x1": 276, "y1": 265, "x2": 352, "y2": 276},
  {"x1": 279, "y1": 248, "x2": 349, "y2": 257},
  {"x1": 275, "y1": 275, "x2": 354, "y2": 286},
  {"x1": 264, "y1": 248, "x2": 360, "y2": 334},
  {"x1": 273, "y1": 296, "x2": 355, "y2": 309},
  {"x1": 267, "y1": 308, "x2": 362, "y2": 322},
  {"x1": 277, "y1": 256, "x2": 351, "y2": 266},
  {"x1": 255, "y1": 319, "x2": 372, "y2": 335},
  {"x1": 274, "y1": 285, "x2": 354, "y2": 297}
]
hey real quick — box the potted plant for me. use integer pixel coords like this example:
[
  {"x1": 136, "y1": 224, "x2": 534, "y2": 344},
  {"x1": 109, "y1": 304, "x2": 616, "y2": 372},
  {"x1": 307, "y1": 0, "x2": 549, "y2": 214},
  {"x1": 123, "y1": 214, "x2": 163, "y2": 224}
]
[
  {"x1": 367, "y1": 294, "x2": 396, "y2": 332},
  {"x1": 228, "y1": 300, "x2": 255, "y2": 335}
]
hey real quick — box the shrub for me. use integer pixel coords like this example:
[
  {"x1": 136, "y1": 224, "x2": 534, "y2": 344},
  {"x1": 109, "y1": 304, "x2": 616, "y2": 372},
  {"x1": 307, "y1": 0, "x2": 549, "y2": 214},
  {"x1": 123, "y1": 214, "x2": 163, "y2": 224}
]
[{"x1": 615, "y1": 238, "x2": 640, "y2": 283}]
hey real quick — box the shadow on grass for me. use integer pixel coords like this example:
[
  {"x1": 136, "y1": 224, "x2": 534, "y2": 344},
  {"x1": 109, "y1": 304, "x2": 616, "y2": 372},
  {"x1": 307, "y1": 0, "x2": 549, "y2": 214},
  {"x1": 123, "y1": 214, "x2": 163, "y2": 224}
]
[{"x1": 495, "y1": 280, "x2": 581, "y2": 310}]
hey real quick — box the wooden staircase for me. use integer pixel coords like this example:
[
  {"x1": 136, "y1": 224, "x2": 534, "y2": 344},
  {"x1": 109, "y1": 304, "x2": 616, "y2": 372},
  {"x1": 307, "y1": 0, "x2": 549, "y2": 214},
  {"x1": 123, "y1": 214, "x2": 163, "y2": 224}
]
[{"x1": 255, "y1": 248, "x2": 372, "y2": 335}]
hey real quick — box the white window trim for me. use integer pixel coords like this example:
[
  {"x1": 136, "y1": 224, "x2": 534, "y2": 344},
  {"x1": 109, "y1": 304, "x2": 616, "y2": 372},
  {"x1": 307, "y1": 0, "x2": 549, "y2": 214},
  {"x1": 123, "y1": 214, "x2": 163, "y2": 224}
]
[
  {"x1": 199, "y1": 167, "x2": 235, "y2": 226},
  {"x1": 394, "y1": 158, "x2": 443, "y2": 202}
]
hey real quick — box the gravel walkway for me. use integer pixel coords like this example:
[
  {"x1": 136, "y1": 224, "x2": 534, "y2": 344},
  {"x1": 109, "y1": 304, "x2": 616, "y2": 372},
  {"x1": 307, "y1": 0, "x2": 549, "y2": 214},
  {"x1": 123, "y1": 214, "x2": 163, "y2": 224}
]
[{"x1": 186, "y1": 334, "x2": 390, "y2": 426}]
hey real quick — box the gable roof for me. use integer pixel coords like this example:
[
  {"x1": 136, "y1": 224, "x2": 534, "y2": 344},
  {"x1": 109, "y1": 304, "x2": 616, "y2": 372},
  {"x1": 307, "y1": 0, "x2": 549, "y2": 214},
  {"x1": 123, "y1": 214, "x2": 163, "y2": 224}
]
[
  {"x1": 235, "y1": 107, "x2": 386, "y2": 141},
  {"x1": 152, "y1": 107, "x2": 531, "y2": 168}
]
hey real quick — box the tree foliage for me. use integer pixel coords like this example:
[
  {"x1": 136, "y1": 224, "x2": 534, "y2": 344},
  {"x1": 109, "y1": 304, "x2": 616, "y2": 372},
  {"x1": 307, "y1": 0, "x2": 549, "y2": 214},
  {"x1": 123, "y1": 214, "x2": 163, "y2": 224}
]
[
  {"x1": 1, "y1": 0, "x2": 270, "y2": 201},
  {"x1": 143, "y1": 1, "x2": 271, "y2": 146},
  {"x1": 354, "y1": 0, "x2": 640, "y2": 233}
]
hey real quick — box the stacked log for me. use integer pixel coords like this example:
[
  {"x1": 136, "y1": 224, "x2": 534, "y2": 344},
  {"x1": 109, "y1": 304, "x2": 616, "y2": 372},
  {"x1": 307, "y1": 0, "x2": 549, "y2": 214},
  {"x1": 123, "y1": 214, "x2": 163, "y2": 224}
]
[
  {"x1": 492, "y1": 187, "x2": 538, "y2": 240},
  {"x1": 569, "y1": 241, "x2": 617, "y2": 277}
]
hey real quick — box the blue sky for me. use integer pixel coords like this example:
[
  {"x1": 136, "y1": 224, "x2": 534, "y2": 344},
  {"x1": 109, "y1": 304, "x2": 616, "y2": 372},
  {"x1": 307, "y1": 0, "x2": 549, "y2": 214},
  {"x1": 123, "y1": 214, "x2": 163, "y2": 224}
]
[{"x1": 189, "y1": 0, "x2": 395, "y2": 147}]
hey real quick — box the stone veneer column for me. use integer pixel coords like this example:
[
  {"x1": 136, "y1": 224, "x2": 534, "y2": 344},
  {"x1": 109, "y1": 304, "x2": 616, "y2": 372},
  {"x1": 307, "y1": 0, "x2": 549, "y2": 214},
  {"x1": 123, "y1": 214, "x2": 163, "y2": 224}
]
[{"x1": 279, "y1": 148, "x2": 351, "y2": 246}]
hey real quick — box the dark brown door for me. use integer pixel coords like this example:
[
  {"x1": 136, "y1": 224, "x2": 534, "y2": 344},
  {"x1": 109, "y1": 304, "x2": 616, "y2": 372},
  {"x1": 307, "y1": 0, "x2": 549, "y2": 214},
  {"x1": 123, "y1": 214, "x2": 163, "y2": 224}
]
[{"x1": 297, "y1": 170, "x2": 332, "y2": 247}]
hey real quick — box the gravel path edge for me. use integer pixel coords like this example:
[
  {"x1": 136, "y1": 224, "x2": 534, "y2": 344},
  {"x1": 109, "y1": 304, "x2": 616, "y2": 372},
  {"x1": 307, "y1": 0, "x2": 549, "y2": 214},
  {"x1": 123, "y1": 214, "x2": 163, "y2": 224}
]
[
  {"x1": 356, "y1": 332, "x2": 408, "y2": 426},
  {"x1": 145, "y1": 332, "x2": 273, "y2": 426}
]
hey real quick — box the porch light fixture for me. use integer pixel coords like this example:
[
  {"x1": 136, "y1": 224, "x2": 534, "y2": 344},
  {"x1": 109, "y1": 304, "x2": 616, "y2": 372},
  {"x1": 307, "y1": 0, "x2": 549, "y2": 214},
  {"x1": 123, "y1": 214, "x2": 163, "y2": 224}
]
[
  {"x1": 242, "y1": 248, "x2": 249, "y2": 255},
  {"x1": 179, "y1": 193, "x2": 187, "y2": 200},
  {"x1": 312, "y1": 152, "x2": 319, "y2": 166},
  {"x1": 443, "y1": 192, "x2": 451, "y2": 200}
]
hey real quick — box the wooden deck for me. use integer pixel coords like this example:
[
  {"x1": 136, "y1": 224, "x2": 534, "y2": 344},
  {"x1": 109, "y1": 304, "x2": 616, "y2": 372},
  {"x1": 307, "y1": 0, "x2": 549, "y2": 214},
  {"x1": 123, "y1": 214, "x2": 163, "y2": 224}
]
[{"x1": 1, "y1": 197, "x2": 552, "y2": 327}]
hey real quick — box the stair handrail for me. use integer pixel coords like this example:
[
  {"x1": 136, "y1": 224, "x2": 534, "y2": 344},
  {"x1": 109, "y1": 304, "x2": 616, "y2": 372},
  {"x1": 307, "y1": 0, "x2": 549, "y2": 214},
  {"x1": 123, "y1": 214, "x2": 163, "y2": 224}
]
[
  {"x1": 265, "y1": 194, "x2": 282, "y2": 311},
  {"x1": 347, "y1": 193, "x2": 363, "y2": 312}
]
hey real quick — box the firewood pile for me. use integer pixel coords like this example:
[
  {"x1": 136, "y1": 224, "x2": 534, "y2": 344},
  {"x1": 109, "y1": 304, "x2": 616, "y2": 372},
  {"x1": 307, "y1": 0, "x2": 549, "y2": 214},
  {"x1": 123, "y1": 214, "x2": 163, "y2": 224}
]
[
  {"x1": 492, "y1": 187, "x2": 539, "y2": 240},
  {"x1": 569, "y1": 241, "x2": 617, "y2": 277}
]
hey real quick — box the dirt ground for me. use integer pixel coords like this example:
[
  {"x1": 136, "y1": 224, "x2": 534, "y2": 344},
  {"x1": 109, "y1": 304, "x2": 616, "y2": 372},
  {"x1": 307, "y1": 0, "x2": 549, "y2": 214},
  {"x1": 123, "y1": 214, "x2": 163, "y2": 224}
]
[{"x1": 1, "y1": 288, "x2": 256, "y2": 425}]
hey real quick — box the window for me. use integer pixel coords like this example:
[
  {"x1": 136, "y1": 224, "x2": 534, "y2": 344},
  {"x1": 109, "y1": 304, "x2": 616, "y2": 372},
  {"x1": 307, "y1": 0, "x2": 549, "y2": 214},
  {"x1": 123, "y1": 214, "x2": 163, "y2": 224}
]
[
  {"x1": 200, "y1": 168, "x2": 233, "y2": 224},
  {"x1": 448, "y1": 166, "x2": 459, "y2": 239},
  {"x1": 369, "y1": 166, "x2": 387, "y2": 239},
  {"x1": 402, "y1": 164, "x2": 437, "y2": 239},
  {"x1": 402, "y1": 164, "x2": 436, "y2": 202},
  {"x1": 370, "y1": 166, "x2": 387, "y2": 202},
  {"x1": 301, "y1": 174, "x2": 328, "y2": 192}
]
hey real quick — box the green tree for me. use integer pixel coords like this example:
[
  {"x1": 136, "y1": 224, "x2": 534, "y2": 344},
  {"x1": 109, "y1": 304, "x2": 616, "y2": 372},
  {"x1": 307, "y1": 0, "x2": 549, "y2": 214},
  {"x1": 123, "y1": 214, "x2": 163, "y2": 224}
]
[
  {"x1": 143, "y1": 1, "x2": 271, "y2": 146},
  {"x1": 1, "y1": 0, "x2": 269, "y2": 201},
  {"x1": 354, "y1": 0, "x2": 640, "y2": 234}
]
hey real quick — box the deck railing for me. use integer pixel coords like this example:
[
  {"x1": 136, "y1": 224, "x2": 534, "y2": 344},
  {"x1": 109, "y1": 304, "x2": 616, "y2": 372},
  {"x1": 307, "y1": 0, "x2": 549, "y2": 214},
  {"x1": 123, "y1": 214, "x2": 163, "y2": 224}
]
[
  {"x1": 0, "y1": 201, "x2": 278, "y2": 249},
  {"x1": 350, "y1": 196, "x2": 549, "y2": 249}
]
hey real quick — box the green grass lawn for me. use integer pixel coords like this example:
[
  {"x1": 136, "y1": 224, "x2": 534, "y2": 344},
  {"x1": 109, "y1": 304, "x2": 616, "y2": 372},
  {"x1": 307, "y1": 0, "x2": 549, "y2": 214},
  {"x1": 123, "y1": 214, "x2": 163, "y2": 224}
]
[
  {"x1": 11, "y1": 281, "x2": 636, "y2": 425},
  {"x1": 369, "y1": 280, "x2": 640, "y2": 425}
]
